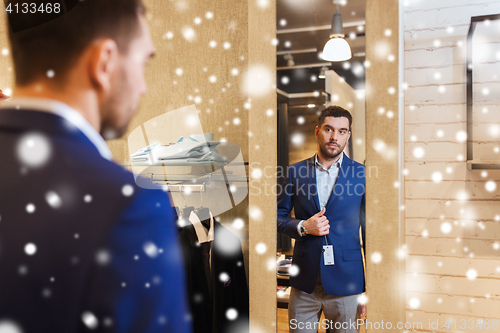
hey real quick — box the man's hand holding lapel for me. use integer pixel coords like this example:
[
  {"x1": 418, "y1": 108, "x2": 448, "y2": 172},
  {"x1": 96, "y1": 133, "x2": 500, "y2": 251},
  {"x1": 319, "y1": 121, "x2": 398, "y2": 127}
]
[{"x1": 303, "y1": 206, "x2": 330, "y2": 236}]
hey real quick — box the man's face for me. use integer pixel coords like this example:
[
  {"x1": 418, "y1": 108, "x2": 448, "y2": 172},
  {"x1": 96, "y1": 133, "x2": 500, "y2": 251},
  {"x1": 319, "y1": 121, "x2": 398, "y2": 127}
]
[
  {"x1": 100, "y1": 15, "x2": 155, "y2": 139},
  {"x1": 315, "y1": 116, "x2": 351, "y2": 160}
]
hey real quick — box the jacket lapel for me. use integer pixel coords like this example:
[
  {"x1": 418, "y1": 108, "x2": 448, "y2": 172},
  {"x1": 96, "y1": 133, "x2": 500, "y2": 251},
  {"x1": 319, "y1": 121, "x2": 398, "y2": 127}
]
[{"x1": 307, "y1": 156, "x2": 321, "y2": 212}]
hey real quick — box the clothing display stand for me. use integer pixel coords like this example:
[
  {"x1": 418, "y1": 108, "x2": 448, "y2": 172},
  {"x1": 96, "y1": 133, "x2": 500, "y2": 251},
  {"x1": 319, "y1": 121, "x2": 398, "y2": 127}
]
[
  {"x1": 177, "y1": 207, "x2": 249, "y2": 333},
  {"x1": 276, "y1": 254, "x2": 292, "y2": 309},
  {"x1": 129, "y1": 137, "x2": 250, "y2": 332}
]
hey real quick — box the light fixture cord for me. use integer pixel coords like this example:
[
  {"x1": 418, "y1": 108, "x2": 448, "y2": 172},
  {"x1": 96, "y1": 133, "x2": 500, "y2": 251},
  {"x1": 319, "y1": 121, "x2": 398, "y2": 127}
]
[{"x1": 333, "y1": 0, "x2": 340, "y2": 13}]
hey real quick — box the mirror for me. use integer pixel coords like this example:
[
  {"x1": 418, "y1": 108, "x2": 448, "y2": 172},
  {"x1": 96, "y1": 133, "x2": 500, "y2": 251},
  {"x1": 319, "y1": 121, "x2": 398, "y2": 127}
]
[{"x1": 275, "y1": 1, "x2": 367, "y2": 331}]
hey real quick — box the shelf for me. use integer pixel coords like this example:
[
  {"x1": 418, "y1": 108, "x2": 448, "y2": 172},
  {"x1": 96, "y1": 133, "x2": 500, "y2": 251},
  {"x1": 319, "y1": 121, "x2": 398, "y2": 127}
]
[
  {"x1": 467, "y1": 160, "x2": 500, "y2": 170},
  {"x1": 121, "y1": 161, "x2": 249, "y2": 183},
  {"x1": 277, "y1": 286, "x2": 291, "y2": 305},
  {"x1": 122, "y1": 161, "x2": 249, "y2": 167},
  {"x1": 122, "y1": 161, "x2": 229, "y2": 167},
  {"x1": 148, "y1": 174, "x2": 248, "y2": 183}
]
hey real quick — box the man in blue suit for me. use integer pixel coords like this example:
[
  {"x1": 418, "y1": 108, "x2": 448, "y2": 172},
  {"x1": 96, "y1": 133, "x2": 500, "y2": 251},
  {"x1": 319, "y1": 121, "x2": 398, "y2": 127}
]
[
  {"x1": 0, "y1": 1, "x2": 191, "y2": 332},
  {"x1": 278, "y1": 106, "x2": 366, "y2": 333}
]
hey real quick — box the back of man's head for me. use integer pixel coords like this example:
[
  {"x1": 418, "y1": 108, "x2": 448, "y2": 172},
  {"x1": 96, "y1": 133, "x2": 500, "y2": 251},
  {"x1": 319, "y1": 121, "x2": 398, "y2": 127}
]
[{"x1": 6, "y1": 0, "x2": 145, "y2": 87}]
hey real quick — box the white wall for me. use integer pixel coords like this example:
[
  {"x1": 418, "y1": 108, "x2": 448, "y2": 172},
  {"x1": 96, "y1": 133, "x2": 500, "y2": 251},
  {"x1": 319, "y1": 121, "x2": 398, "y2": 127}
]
[
  {"x1": 404, "y1": 0, "x2": 500, "y2": 329},
  {"x1": 325, "y1": 70, "x2": 366, "y2": 164}
]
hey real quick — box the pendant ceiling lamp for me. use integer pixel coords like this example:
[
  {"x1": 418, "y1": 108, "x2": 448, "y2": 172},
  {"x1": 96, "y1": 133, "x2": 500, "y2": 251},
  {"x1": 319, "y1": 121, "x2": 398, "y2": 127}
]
[{"x1": 321, "y1": 0, "x2": 352, "y2": 62}]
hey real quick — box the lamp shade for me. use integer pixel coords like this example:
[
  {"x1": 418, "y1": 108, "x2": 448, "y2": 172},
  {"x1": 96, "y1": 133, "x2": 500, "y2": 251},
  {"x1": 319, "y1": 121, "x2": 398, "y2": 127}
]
[{"x1": 322, "y1": 37, "x2": 352, "y2": 62}]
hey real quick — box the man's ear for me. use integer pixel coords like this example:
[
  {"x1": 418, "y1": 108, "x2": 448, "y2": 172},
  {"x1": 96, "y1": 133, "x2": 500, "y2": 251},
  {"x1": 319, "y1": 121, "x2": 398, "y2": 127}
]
[
  {"x1": 88, "y1": 39, "x2": 119, "y2": 93},
  {"x1": 315, "y1": 125, "x2": 319, "y2": 139}
]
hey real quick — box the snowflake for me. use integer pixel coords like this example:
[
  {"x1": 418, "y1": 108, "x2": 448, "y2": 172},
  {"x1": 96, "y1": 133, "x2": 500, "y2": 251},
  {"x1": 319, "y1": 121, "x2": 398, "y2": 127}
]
[{"x1": 25, "y1": 243, "x2": 37, "y2": 255}]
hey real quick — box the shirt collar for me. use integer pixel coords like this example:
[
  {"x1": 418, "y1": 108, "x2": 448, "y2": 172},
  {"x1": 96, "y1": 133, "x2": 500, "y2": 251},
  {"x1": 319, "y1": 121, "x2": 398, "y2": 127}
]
[
  {"x1": 1, "y1": 97, "x2": 112, "y2": 161},
  {"x1": 315, "y1": 151, "x2": 344, "y2": 171}
]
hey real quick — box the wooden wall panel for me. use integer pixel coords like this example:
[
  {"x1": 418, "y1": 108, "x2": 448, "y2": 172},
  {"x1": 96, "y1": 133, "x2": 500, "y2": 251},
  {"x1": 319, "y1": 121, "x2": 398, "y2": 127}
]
[
  {"x1": 0, "y1": 0, "x2": 276, "y2": 329},
  {"x1": 365, "y1": 0, "x2": 404, "y2": 331}
]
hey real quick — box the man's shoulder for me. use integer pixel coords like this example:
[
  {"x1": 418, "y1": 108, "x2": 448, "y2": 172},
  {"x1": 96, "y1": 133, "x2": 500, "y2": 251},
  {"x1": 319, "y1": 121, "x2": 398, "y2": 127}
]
[
  {"x1": 289, "y1": 157, "x2": 312, "y2": 169},
  {"x1": 84, "y1": 158, "x2": 170, "y2": 208},
  {"x1": 64, "y1": 147, "x2": 137, "y2": 191},
  {"x1": 348, "y1": 158, "x2": 365, "y2": 169},
  {"x1": 343, "y1": 155, "x2": 366, "y2": 181},
  {"x1": 0, "y1": 110, "x2": 172, "y2": 217},
  {"x1": 43, "y1": 135, "x2": 169, "y2": 214},
  {"x1": 76, "y1": 156, "x2": 174, "y2": 226},
  {"x1": 286, "y1": 158, "x2": 312, "y2": 180}
]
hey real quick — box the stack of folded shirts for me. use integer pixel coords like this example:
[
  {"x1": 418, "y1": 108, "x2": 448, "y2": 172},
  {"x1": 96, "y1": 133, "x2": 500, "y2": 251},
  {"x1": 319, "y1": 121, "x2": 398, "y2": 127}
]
[
  {"x1": 130, "y1": 142, "x2": 160, "y2": 164},
  {"x1": 277, "y1": 259, "x2": 293, "y2": 276},
  {"x1": 130, "y1": 134, "x2": 227, "y2": 165}
]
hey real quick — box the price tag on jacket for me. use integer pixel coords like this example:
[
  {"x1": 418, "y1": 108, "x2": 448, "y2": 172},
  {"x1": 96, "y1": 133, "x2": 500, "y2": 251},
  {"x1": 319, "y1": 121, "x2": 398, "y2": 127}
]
[{"x1": 323, "y1": 245, "x2": 334, "y2": 265}]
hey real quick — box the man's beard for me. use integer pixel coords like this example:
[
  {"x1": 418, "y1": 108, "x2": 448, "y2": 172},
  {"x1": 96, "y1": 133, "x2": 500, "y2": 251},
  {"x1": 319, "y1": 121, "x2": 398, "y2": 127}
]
[
  {"x1": 100, "y1": 126, "x2": 121, "y2": 140},
  {"x1": 319, "y1": 142, "x2": 343, "y2": 159},
  {"x1": 99, "y1": 106, "x2": 131, "y2": 140},
  {"x1": 99, "y1": 68, "x2": 133, "y2": 140}
]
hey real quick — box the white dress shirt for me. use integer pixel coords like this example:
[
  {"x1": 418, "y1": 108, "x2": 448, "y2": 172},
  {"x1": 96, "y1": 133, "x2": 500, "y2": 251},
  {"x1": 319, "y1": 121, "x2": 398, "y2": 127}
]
[
  {"x1": 315, "y1": 152, "x2": 343, "y2": 210},
  {"x1": 298, "y1": 152, "x2": 344, "y2": 236},
  {"x1": 1, "y1": 97, "x2": 112, "y2": 160}
]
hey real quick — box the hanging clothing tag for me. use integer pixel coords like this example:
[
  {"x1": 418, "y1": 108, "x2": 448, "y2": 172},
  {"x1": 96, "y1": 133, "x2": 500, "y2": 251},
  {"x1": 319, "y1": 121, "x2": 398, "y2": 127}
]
[{"x1": 323, "y1": 245, "x2": 334, "y2": 265}]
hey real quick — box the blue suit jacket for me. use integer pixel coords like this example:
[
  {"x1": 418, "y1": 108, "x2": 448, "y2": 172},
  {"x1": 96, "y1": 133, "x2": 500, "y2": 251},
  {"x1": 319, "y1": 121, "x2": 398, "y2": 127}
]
[
  {"x1": 277, "y1": 153, "x2": 366, "y2": 295},
  {"x1": 0, "y1": 109, "x2": 191, "y2": 332}
]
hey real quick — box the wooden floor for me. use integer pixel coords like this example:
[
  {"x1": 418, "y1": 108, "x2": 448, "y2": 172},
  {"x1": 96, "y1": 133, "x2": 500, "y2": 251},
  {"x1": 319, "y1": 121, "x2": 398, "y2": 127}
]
[{"x1": 277, "y1": 308, "x2": 366, "y2": 333}]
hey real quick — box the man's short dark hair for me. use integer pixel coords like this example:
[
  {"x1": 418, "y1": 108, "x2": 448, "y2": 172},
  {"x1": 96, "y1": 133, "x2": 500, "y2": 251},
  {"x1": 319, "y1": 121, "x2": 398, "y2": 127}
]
[
  {"x1": 7, "y1": 0, "x2": 146, "y2": 86},
  {"x1": 318, "y1": 105, "x2": 353, "y2": 131}
]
